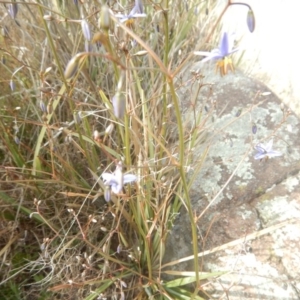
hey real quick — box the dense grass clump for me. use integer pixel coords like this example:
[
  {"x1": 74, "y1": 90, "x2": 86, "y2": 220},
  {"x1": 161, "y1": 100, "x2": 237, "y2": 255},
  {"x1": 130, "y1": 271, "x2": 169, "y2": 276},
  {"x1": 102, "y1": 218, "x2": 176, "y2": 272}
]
[{"x1": 0, "y1": 1, "x2": 253, "y2": 299}]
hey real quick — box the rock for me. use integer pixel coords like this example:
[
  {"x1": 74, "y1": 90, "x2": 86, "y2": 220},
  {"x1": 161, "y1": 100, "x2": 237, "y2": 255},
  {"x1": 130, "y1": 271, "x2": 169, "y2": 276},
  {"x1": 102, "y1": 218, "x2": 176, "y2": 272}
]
[
  {"x1": 163, "y1": 66, "x2": 300, "y2": 299},
  {"x1": 221, "y1": 0, "x2": 300, "y2": 115}
]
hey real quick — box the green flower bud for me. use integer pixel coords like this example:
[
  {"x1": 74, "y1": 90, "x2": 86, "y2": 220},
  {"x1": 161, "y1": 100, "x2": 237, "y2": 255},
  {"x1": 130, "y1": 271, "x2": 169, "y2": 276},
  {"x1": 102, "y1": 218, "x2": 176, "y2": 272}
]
[
  {"x1": 100, "y1": 4, "x2": 110, "y2": 30},
  {"x1": 64, "y1": 53, "x2": 85, "y2": 80}
]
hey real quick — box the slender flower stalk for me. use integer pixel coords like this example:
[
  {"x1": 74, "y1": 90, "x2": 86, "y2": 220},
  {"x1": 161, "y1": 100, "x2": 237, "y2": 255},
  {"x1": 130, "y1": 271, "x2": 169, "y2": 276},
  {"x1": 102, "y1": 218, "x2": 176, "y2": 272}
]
[
  {"x1": 194, "y1": 32, "x2": 239, "y2": 76},
  {"x1": 254, "y1": 140, "x2": 282, "y2": 160}
]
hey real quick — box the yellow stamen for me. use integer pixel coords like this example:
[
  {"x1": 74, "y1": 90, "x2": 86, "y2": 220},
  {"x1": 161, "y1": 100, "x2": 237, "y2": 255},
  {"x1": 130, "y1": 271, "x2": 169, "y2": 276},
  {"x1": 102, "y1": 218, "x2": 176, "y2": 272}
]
[
  {"x1": 125, "y1": 19, "x2": 135, "y2": 28},
  {"x1": 216, "y1": 57, "x2": 234, "y2": 76}
]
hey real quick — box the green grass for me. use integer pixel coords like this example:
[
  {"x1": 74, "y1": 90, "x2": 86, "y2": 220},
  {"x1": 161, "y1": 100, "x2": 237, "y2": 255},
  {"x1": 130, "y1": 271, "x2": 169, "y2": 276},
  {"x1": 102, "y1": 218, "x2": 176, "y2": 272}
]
[{"x1": 0, "y1": 0, "x2": 252, "y2": 299}]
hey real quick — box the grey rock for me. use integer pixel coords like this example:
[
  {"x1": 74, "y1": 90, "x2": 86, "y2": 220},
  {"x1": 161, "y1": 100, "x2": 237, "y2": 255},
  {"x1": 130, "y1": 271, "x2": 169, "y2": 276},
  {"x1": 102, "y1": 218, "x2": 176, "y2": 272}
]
[{"x1": 164, "y1": 65, "x2": 300, "y2": 299}]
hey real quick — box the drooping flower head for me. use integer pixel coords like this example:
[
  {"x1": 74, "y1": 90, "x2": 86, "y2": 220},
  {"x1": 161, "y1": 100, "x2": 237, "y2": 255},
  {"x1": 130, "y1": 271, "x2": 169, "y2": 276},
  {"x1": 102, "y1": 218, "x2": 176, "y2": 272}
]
[
  {"x1": 246, "y1": 8, "x2": 255, "y2": 33},
  {"x1": 194, "y1": 32, "x2": 239, "y2": 76}
]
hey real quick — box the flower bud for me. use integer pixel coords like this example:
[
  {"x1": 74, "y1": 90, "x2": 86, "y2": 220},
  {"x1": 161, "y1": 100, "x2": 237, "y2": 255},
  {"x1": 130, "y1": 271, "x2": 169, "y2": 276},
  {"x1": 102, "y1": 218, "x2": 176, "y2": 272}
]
[
  {"x1": 104, "y1": 185, "x2": 111, "y2": 202},
  {"x1": 40, "y1": 100, "x2": 47, "y2": 113},
  {"x1": 64, "y1": 53, "x2": 85, "y2": 80},
  {"x1": 117, "y1": 244, "x2": 122, "y2": 254},
  {"x1": 235, "y1": 108, "x2": 242, "y2": 117},
  {"x1": 74, "y1": 111, "x2": 82, "y2": 124},
  {"x1": 10, "y1": 79, "x2": 15, "y2": 91},
  {"x1": 43, "y1": 14, "x2": 54, "y2": 21},
  {"x1": 246, "y1": 8, "x2": 255, "y2": 33},
  {"x1": 252, "y1": 124, "x2": 257, "y2": 134},
  {"x1": 105, "y1": 123, "x2": 114, "y2": 135},
  {"x1": 14, "y1": 136, "x2": 20, "y2": 144},
  {"x1": 8, "y1": 3, "x2": 18, "y2": 19},
  {"x1": 112, "y1": 93, "x2": 126, "y2": 118},
  {"x1": 81, "y1": 19, "x2": 91, "y2": 41},
  {"x1": 64, "y1": 57, "x2": 78, "y2": 79},
  {"x1": 93, "y1": 130, "x2": 100, "y2": 142},
  {"x1": 100, "y1": 4, "x2": 110, "y2": 30}
]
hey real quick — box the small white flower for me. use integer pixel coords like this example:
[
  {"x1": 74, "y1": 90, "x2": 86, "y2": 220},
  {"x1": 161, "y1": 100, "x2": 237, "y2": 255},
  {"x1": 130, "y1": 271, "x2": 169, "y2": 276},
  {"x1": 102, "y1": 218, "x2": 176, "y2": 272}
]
[
  {"x1": 254, "y1": 140, "x2": 282, "y2": 160},
  {"x1": 102, "y1": 162, "x2": 136, "y2": 195}
]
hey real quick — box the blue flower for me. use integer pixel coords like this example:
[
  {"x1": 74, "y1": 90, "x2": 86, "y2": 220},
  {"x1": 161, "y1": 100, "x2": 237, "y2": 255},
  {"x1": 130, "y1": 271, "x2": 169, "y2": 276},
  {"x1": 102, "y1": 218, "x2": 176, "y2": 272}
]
[
  {"x1": 115, "y1": 0, "x2": 146, "y2": 24},
  {"x1": 194, "y1": 32, "x2": 239, "y2": 76},
  {"x1": 101, "y1": 162, "x2": 137, "y2": 195},
  {"x1": 254, "y1": 140, "x2": 282, "y2": 160}
]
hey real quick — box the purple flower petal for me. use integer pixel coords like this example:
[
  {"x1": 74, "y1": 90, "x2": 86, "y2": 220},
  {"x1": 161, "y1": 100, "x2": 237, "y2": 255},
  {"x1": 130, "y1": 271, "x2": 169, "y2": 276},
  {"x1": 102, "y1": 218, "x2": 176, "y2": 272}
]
[
  {"x1": 220, "y1": 32, "x2": 229, "y2": 56},
  {"x1": 254, "y1": 140, "x2": 282, "y2": 160},
  {"x1": 124, "y1": 174, "x2": 137, "y2": 184},
  {"x1": 194, "y1": 32, "x2": 238, "y2": 63},
  {"x1": 102, "y1": 171, "x2": 136, "y2": 195},
  {"x1": 102, "y1": 173, "x2": 118, "y2": 185}
]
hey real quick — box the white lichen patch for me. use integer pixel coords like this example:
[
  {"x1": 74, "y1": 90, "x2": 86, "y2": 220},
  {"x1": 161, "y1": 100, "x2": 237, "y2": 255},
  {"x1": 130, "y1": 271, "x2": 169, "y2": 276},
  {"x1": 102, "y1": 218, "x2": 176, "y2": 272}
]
[
  {"x1": 256, "y1": 196, "x2": 300, "y2": 226},
  {"x1": 284, "y1": 176, "x2": 299, "y2": 192}
]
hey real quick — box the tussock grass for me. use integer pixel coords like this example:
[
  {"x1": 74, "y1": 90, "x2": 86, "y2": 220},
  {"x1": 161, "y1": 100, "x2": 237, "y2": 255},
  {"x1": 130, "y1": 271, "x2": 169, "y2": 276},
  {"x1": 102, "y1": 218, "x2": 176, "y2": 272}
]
[{"x1": 0, "y1": 1, "x2": 251, "y2": 299}]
